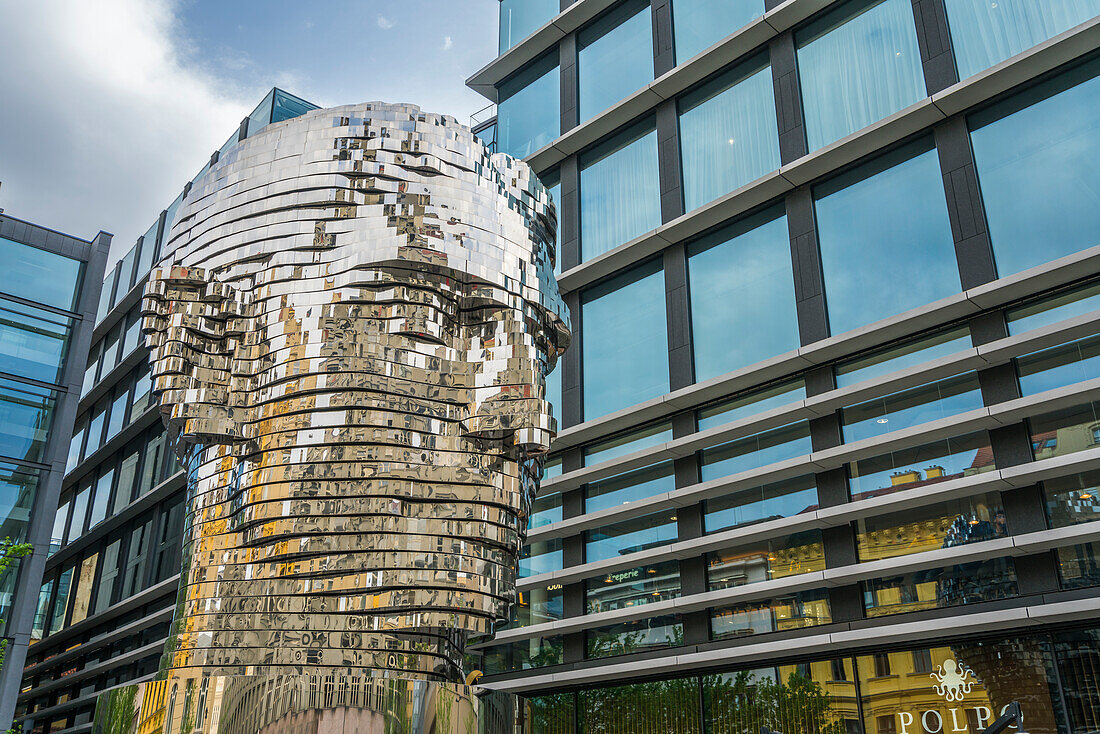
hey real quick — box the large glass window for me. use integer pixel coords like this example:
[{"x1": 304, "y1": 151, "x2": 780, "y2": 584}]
[
  {"x1": 848, "y1": 430, "x2": 995, "y2": 500},
  {"x1": 704, "y1": 474, "x2": 818, "y2": 533},
  {"x1": 1029, "y1": 400, "x2": 1100, "y2": 462},
  {"x1": 0, "y1": 237, "x2": 83, "y2": 311},
  {"x1": 672, "y1": 0, "x2": 765, "y2": 62},
  {"x1": 483, "y1": 636, "x2": 564, "y2": 674},
  {"x1": 863, "y1": 557, "x2": 1018, "y2": 617},
  {"x1": 586, "y1": 510, "x2": 678, "y2": 563},
  {"x1": 543, "y1": 171, "x2": 563, "y2": 274},
  {"x1": 841, "y1": 373, "x2": 985, "y2": 442},
  {"x1": 0, "y1": 298, "x2": 73, "y2": 384},
  {"x1": 815, "y1": 142, "x2": 958, "y2": 334},
  {"x1": 503, "y1": 584, "x2": 564, "y2": 630},
  {"x1": 699, "y1": 422, "x2": 812, "y2": 482},
  {"x1": 797, "y1": 0, "x2": 925, "y2": 151},
  {"x1": 835, "y1": 327, "x2": 971, "y2": 388},
  {"x1": 711, "y1": 588, "x2": 832, "y2": 639},
  {"x1": 93, "y1": 538, "x2": 122, "y2": 614},
  {"x1": 587, "y1": 614, "x2": 682, "y2": 658},
  {"x1": 499, "y1": 0, "x2": 559, "y2": 52},
  {"x1": 0, "y1": 378, "x2": 56, "y2": 464},
  {"x1": 697, "y1": 380, "x2": 806, "y2": 430},
  {"x1": 583, "y1": 678, "x2": 700, "y2": 733},
  {"x1": 586, "y1": 560, "x2": 681, "y2": 613},
  {"x1": 856, "y1": 492, "x2": 1007, "y2": 562},
  {"x1": 586, "y1": 462, "x2": 675, "y2": 513},
  {"x1": 521, "y1": 538, "x2": 564, "y2": 578},
  {"x1": 578, "y1": 0, "x2": 654, "y2": 122},
  {"x1": 579, "y1": 121, "x2": 661, "y2": 261},
  {"x1": 1006, "y1": 280, "x2": 1100, "y2": 336},
  {"x1": 106, "y1": 386, "x2": 129, "y2": 441},
  {"x1": 707, "y1": 531, "x2": 826, "y2": 589},
  {"x1": 946, "y1": 0, "x2": 1100, "y2": 79},
  {"x1": 530, "y1": 491, "x2": 563, "y2": 530},
  {"x1": 0, "y1": 461, "x2": 38, "y2": 543},
  {"x1": 1059, "y1": 542, "x2": 1100, "y2": 590},
  {"x1": 1045, "y1": 469, "x2": 1100, "y2": 528},
  {"x1": 584, "y1": 423, "x2": 673, "y2": 465},
  {"x1": 679, "y1": 56, "x2": 779, "y2": 211},
  {"x1": 581, "y1": 262, "x2": 669, "y2": 419},
  {"x1": 971, "y1": 62, "x2": 1100, "y2": 277},
  {"x1": 687, "y1": 210, "x2": 798, "y2": 381},
  {"x1": 1016, "y1": 336, "x2": 1100, "y2": 397},
  {"x1": 498, "y1": 54, "x2": 560, "y2": 159}
]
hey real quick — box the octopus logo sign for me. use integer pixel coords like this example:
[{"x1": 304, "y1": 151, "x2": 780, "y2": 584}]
[{"x1": 930, "y1": 659, "x2": 976, "y2": 702}]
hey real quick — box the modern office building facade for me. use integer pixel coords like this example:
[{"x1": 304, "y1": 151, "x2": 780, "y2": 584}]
[
  {"x1": 467, "y1": 0, "x2": 1100, "y2": 732},
  {"x1": 0, "y1": 216, "x2": 109, "y2": 726},
  {"x1": 14, "y1": 88, "x2": 318, "y2": 734}
]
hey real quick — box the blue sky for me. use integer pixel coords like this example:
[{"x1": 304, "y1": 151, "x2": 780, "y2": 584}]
[{"x1": 0, "y1": 0, "x2": 498, "y2": 263}]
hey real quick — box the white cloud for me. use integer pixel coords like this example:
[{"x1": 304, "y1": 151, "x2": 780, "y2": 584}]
[
  {"x1": 442, "y1": 36, "x2": 453, "y2": 51},
  {"x1": 376, "y1": 14, "x2": 395, "y2": 30},
  {"x1": 0, "y1": 0, "x2": 254, "y2": 263}
]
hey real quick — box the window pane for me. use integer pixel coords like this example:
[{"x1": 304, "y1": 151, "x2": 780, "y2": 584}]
[
  {"x1": 679, "y1": 57, "x2": 779, "y2": 211},
  {"x1": 93, "y1": 539, "x2": 122, "y2": 614},
  {"x1": 711, "y1": 588, "x2": 832, "y2": 639},
  {"x1": 699, "y1": 422, "x2": 812, "y2": 482},
  {"x1": 68, "y1": 485, "x2": 90, "y2": 542},
  {"x1": 69, "y1": 553, "x2": 98, "y2": 626},
  {"x1": 586, "y1": 462, "x2": 675, "y2": 513},
  {"x1": 586, "y1": 510, "x2": 678, "y2": 563},
  {"x1": 971, "y1": 63, "x2": 1100, "y2": 276},
  {"x1": 704, "y1": 662, "x2": 859, "y2": 733},
  {"x1": 586, "y1": 560, "x2": 681, "y2": 613},
  {"x1": 1045, "y1": 469, "x2": 1100, "y2": 528},
  {"x1": 707, "y1": 531, "x2": 826, "y2": 589},
  {"x1": 797, "y1": 0, "x2": 925, "y2": 150},
  {"x1": 1029, "y1": 400, "x2": 1100, "y2": 462},
  {"x1": 1007, "y1": 281, "x2": 1100, "y2": 336},
  {"x1": 704, "y1": 474, "x2": 818, "y2": 533},
  {"x1": 673, "y1": 0, "x2": 765, "y2": 62},
  {"x1": 578, "y1": 1, "x2": 654, "y2": 121},
  {"x1": 1017, "y1": 336, "x2": 1100, "y2": 396},
  {"x1": 50, "y1": 566, "x2": 74, "y2": 634},
  {"x1": 530, "y1": 491, "x2": 562, "y2": 529},
  {"x1": 841, "y1": 373, "x2": 985, "y2": 442},
  {"x1": 697, "y1": 380, "x2": 806, "y2": 430},
  {"x1": 88, "y1": 467, "x2": 114, "y2": 530},
  {"x1": 857, "y1": 492, "x2": 1007, "y2": 562},
  {"x1": 503, "y1": 584, "x2": 564, "y2": 630},
  {"x1": 106, "y1": 387, "x2": 129, "y2": 440},
  {"x1": 582, "y1": 678, "x2": 700, "y2": 733},
  {"x1": 587, "y1": 614, "x2": 682, "y2": 659},
  {"x1": 836, "y1": 327, "x2": 971, "y2": 388},
  {"x1": 137, "y1": 219, "x2": 160, "y2": 280},
  {"x1": 270, "y1": 89, "x2": 318, "y2": 124},
  {"x1": 815, "y1": 144, "x2": 958, "y2": 334},
  {"x1": 848, "y1": 431, "x2": 995, "y2": 501},
  {"x1": 31, "y1": 578, "x2": 53, "y2": 642},
  {"x1": 0, "y1": 236, "x2": 83, "y2": 311},
  {"x1": 581, "y1": 262, "x2": 668, "y2": 419},
  {"x1": 946, "y1": 0, "x2": 1100, "y2": 79},
  {"x1": 863, "y1": 557, "x2": 1018, "y2": 617},
  {"x1": 580, "y1": 123, "x2": 661, "y2": 261},
  {"x1": 688, "y1": 212, "x2": 797, "y2": 380},
  {"x1": 114, "y1": 448, "x2": 140, "y2": 514},
  {"x1": 499, "y1": 0, "x2": 559, "y2": 52},
  {"x1": 0, "y1": 298, "x2": 73, "y2": 383},
  {"x1": 0, "y1": 461, "x2": 38, "y2": 543},
  {"x1": 50, "y1": 500, "x2": 68, "y2": 554},
  {"x1": 1058, "y1": 542, "x2": 1100, "y2": 589},
  {"x1": 521, "y1": 538, "x2": 563, "y2": 578},
  {"x1": 498, "y1": 55, "x2": 560, "y2": 159},
  {"x1": 545, "y1": 173, "x2": 563, "y2": 274},
  {"x1": 585, "y1": 423, "x2": 673, "y2": 465},
  {"x1": 522, "y1": 694, "x2": 574, "y2": 734},
  {"x1": 0, "y1": 379, "x2": 56, "y2": 464}
]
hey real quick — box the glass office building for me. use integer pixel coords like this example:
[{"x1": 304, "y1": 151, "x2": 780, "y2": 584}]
[
  {"x1": 465, "y1": 0, "x2": 1100, "y2": 731},
  {"x1": 0, "y1": 215, "x2": 108, "y2": 728},
  {"x1": 14, "y1": 88, "x2": 318, "y2": 733}
]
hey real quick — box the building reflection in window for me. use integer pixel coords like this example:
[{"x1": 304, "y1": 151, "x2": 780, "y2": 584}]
[
  {"x1": 856, "y1": 492, "x2": 1008, "y2": 563},
  {"x1": 707, "y1": 531, "x2": 826, "y2": 590},
  {"x1": 586, "y1": 614, "x2": 682, "y2": 659},
  {"x1": 847, "y1": 431, "x2": 995, "y2": 501},
  {"x1": 862, "y1": 557, "x2": 1018, "y2": 618},
  {"x1": 585, "y1": 560, "x2": 681, "y2": 614},
  {"x1": 710, "y1": 588, "x2": 832, "y2": 640}
]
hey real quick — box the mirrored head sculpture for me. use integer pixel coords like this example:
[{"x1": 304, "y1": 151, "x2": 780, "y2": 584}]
[{"x1": 95, "y1": 102, "x2": 569, "y2": 734}]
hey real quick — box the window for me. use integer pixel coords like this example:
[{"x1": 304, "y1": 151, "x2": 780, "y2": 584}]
[
  {"x1": 100, "y1": 324, "x2": 121, "y2": 376},
  {"x1": 121, "y1": 516, "x2": 153, "y2": 598},
  {"x1": 672, "y1": 0, "x2": 765, "y2": 62},
  {"x1": 581, "y1": 261, "x2": 668, "y2": 419},
  {"x1": 687, "y1": 210, "x2": 798, "y2": 381},
  {"x1": 848, "y1": 430, "x2": 995, "y2": 500},
  {"x1": 67, "y1": 483, "x2": 90, "y2": 543},
  {"x1": 520, "y1": 538, "x2": 563, "y2": 578},
  {"x1": 586, "y1": 560, "x2": 681, "y2": 613},
  {"x1": 697, "y1": 380, "x2": 806, "y2": 430},
  {"x1": 1058, "y1": 542, "x2": 1100, "y2": 590},
  {"x1": 578, "y1": 0, "x2": 654, "y2": 122},
  {"x1": 0, "y1": 298, "x2": 74, "y2": 383},
  {"x1": 835, "y1": 327, "x2": 971, "y2": 388},
  {"x1": 0, "y1": 236, "x2": 83, "y2": 311},
  {"x1": 711, "y1": 589, "x2": 831, "y2": 639},
  {"x1": 31, "y1": 578, "x2": 53, "y2": 641},
  {"x1": 1016, "y1": 336, "x2": 1100, "y2": 396},
  {"x1": 0, "y1": 379, "x2": 57, "y2": 464},
  {"x1": 1006, "y1": 281, "x2": 1100, "y2": 336},
  {"x1": 704, "y1": 474, "x2": 818, "y2": 533},
  {"x1": 856, "y1": 493, "x2": 1008, "y2": 562},
  {"x1": 106, "y1": 386, "x2": 129, "y2": 441},
  {"x1": 66, "y1": 418, "x2": 85, "y2": 474},
  {"x1": 543, "y1": 171, "x2": 563, "y2": 274},
  {"x1": 586, "y1": 510, "x2": 678, "y2": 563},
  {"x1": 530, "y1": 491, "x2": 562, "y2": 529},
  {"x1": 86, "y1": 399, "x2": 107, "y2": 457},
  {"x1": 50, "y1": 499, "x2": 69, "y2": 554},
  {"x1": 1044, "y1": 470, "x2": 1100, "y2": 528},
  {"x1": 113, "y1": 447, "x2": 140, "y2": 514},
  {"x1": 499, "y1": 0, "x2": 559, "y2": 52},
  {"x1": 121, "y1": 309, "x2": 142, "y2": 357},
  {"x1": 93, "y1": 538, "x2": 122, "y2": 614},
  {"x1": 497, "y1": 53, "x2": 560, "y2": 159},
  {"x1": 0, "y1": 461, "x2": 39, "y2": 544},
  {"x1": 945, "y1": 0, "x2": 1100, "y2": 79},
  {"x1": 841, "y1": 373, "x2": 985, "y2": 443},
  {"x1": 707, "y1": 531, "x2": 826, "y2": 590},
  {"x1": 699, "y1": 422, "x2": 812, "y2": 482},
  {"x1": 679, "y1": 56, "x2": 779, "y2": 211},
  {"x1": 87, "y1": 466, "x2": 114, "y2": 530},
  {"x1": 587, "y1": 614, "x2": 682, "y2": 658},
  {"x1": 815, "y1": 142, "x2": 958, "y2": 334},
  {"x1": 797, "y1": 0, "x2": 925, "y2": 150},
  {"x1": 154, "y1": 498, "x2": 184, "y2": 582},
  {"x1": 586, "y1": 462, "x2": 675, "y2": 513},
  {"x1": 137, "y1": 219, "x2": 160, "y2": 279},
  {"x1": 863, "y1": 557, "x2": 1018, "y2": 617},
  {"x1": 579, "y1": 121, "x2": 661, "y2": 261},
  {"x1": 874, "y1": 653, "x2": 891, "y2": 677},
  {"x1": 585, "y1": 423, "x2": 673, "y2": 465},
  {"x1": 503, "y1": 584, "x2": 564, "y2": 630},
  {"x1": 69, "y1": 553, "x2": 98, "y2": 626},
  {"x1": 970, "y1": 61, "x2": 1100, "y2": 277},
  {"x1": 1029, "y1": 401, "x2": 1100, "y2": 462},
  {"x1": 49, "y1": 565, "x2": 74, "y2": 635}
]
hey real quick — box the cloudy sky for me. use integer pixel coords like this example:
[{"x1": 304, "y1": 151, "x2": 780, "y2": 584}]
[{"x1": 0, "y1": 0, "x2": 498, "y2": 263}]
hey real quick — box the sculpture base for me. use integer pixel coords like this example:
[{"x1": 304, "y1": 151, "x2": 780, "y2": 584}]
[{"x1": 92, "y1": 674, "x2": 526, "y2": 734}]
